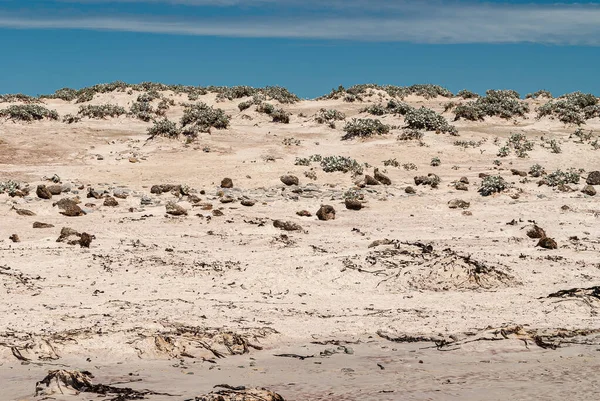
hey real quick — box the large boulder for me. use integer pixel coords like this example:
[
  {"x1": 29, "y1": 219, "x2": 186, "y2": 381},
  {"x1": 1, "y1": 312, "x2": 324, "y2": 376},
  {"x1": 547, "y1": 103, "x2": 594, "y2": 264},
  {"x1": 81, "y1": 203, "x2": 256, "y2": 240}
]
[
  {"x1": 36, "y1": 185, "x2": 52, "y2": 200},
  {"x1": 280, "y1": 175, "x2": 299, "y2": 186},
  {"x1": 586, "y1": 171, "x2": 600, "y2": 185}
]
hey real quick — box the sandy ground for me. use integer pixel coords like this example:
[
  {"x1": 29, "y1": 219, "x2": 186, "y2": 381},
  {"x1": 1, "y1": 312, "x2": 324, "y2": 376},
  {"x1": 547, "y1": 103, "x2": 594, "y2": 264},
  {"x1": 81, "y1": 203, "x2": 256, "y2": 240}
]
[{"x1": 1, "y1": 88, "x2": 600, "y2": 400}]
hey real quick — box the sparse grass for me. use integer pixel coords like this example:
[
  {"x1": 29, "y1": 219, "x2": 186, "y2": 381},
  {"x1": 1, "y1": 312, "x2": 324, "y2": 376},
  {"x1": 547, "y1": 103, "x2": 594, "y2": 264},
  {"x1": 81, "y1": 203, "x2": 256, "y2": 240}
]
[
  {"x1": 342, "y1": 118, "x2": 390, "y2": 140},
  {"x1": 0, "y1": 104, "x2": 59, "y2": 121},
  {"x1": 454, "y1": 140, "x2": 484, "y2": 148}
]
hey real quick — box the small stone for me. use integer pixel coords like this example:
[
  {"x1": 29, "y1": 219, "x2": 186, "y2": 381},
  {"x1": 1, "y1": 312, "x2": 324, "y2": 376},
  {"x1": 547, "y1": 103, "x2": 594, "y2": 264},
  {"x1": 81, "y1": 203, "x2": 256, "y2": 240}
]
[
  {"x1": 280, "y1": 175, "x2": 299, "y2": 186},
  {"x1": 220, "y1": 196, "x2": 234, "y2": 203},
  {"x1": 9, "y1": 234, "x2": 20, "y2": 243},
  {"x1": 113, "y1": 188, "x2": 129, "y2": 199},
  {"x1": 165, "y1": 201, "x2": 187, "y2": 216},
  {"x1": 59, "y1": 199, "x2": 85, "y2": 217},
  {"x1": 273, "y1": 220, "x2": 303, "y2": 231},
  {"x1": 345, "y1": 199, "x2": 362, "y2": 210},
  {"x1": 221, "y1": 178, "x2": 233, "y2": 188},
  {"x1": 364, "y1": 175, "x2": 380, "y2": 186},
  {"x1": 296, "y1": 210, "x2": 312, "y2": 217},
  {"x1": 316, "y1": 205, "x2": 336, "y2": 221},
  {"x1": 241, "y1": 199, "x2": 256, "y2": 207},
  {"x1": 374, "y1": 168, "x2": 391, "y2": 185},
  {"x1": 459, "y1": 177, "x2": 469, "y2": 184},
  {"x1": 212, "y1": 209, "x2": 224, "y2": 217},
  {"x1": 129, "y1": 157, "x2": 139, "y2": 163},
  {"x1": 405, "y1": 186, "x2": 416, "y2": 194},
  {"x1": 79, "y1": 232, "x2": 93, "y2": 248},
  {"x1": 511, "y1": 169, "x2": 527, "y2": 177},
  {"x1": 36, "y1": 185, "x2": 52, "y2": 200},
  {"x1": 581, "y1": 185, "x2": 596, "y2": 196},
  {"x1": 140, "y1": 196, "x2": 152, "y2": 206},
  {"x1": 478, "y1": 173, "x2": 489, "y2": 179},
  {"x1": 462, "y1": 211, "x2": 473, "y2": 216},
  {"x1": 455, "y1": 182, "x2": 468, "y2": 191},
  {"x1": 47, "y1": 185, "x2": 63, "y2": 195},
  {"x1": 537, "y1": 237, "x2": 557, "y2": 249},
  {"x1": 448, "y1": 199, "x2": 470, "y2": 209},
  {"x1": 526, "y1": 225, "x2": 546, "y2": 239},
  {"x1": 87, "y1": 188, "x2": 102, "y2": 199},
  {"x1": 15, "y1": 208, "x2": 36, "y2": 216},
  {"x1": 103, "y1": 196, "x2": 119, "y2": 207},
  {"x1": 33, "y1": 222, "x2": 54, "y2": 228},
  {"x1": 586, "y1": 171, "x2": 600, "y2": 185}
]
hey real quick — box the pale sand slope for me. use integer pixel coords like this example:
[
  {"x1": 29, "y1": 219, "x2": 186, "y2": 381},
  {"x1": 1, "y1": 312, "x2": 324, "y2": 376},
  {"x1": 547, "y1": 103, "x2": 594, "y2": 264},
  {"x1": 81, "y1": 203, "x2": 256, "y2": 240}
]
[{"x1": 1, "y1": 90, "x2": 600, "y2": 400}]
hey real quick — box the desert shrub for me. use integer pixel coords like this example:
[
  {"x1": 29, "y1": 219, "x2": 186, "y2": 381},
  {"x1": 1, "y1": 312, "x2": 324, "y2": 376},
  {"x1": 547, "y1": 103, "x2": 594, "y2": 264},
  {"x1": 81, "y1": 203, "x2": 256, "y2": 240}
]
[
  {"x1": 529, "y1": 164, "x2": 545, "y2": 177},
  {"x1": 156, "y1": 99, "x2": 172, "y2": 116},
  {"x1": 238, "y1": 100, "x2": 254, "y2": 111},
  {"x1": 0, "y1": 180, "x2": 25, "y2": 196},
  {"x1": 383, "y1": 158, "x2": 400, "y2": 167},
  {"x1": 454, "y1": 90, "x2": 529, "y2": 121},
  {"x1": 320, "y1": 155, "x2": 364, "y2": 174},
  {"x1": 537, "y1": 91, "x2": 599, "y2": 125},
  {"x1": 526, "y1": 90, "x2": 552, "y2": 99},
  {"x1": 543, "y1": 139, "x2": 562, "y2": 154},
  {"x1": 497, "y1": 146, "x2": 510, "y2": 157},
  {"x1": 398, "y1": 129, "x2": 424, "y2": 141},
  {"x1": 508, "y1": 133, "x2": 534, "y2": 157},
  {"x1": 570, "y1": 128, "x2": 593, "y2": 142},
  {"x1": 62, "y1": 114, "x2": 81, "y2": 124},
  {"x1": 256, "y1": 102, "x2": 276, "y2": 115},
  {"x1": 147, "y1": 119, "x2": 179, "y2": 139},
  {"x1": 404, "y1": 107, "x2": 457, "y2": 134},
  {"x1": 40, "y1": 87, "x2": 78, "y2": 101},
  {"x1": 137, "y1": 91, "x2": 161, "y2": 103},
  {"x1": 318, "y1": 84, "x2": 452, "y2": 101},
  {"x1": 454, "y1": 140, "x2": 483, "y2": 148},
  {"x1": 430, "y1": 157, "x2": 441, "y2": 166},
  {"x1": 342, "y1": 118, "x2": 390, "y2": 140},
  {"x1": 0, "y1": 104, "x2": 58, "y2": 121},
  {"x1": 283, "y1": 137, "x2": 301, "y2": 146},
  {"x1": 78, "y1": 104, "x2": 126, "y2": 119},
  {"x1": 443, "y1": 101, "x2": 458, "y2": 112},
  {"x1": 545, "y1": 169, "x2": 580, "y2": 186},
  {"x1": 315, "y1": 108, "x2": 346, "y2": 128},
  {"x1": 271, "y1": 108, "x2": 290, "y2": 123},
  {"x1": 479, "y1": 175, "x2": 508, "y2": 196},
  {"x1": 386, "y1": 99, "x2": 413, "y2": 115},
  {"x1": 403, "y1": 162, "x2": 418, "y2": 170},
  {"x1": 457, "y1": 89, "x2": 479, "y2": 99},
  {"x1": 130, "y1": 101, "x2": 154, "y2": 121},
  {"x1": 0, "y1": 93, "x2": 40, "y2": 103},
  {"x1": 217, "y1": 86, "x2": 299, "y2": 103},
  {"x1": 361, "y1": 104, "x2": 387, "y2": 116},
  {"x1": 180, "y1": 102, "x2": 230, "y2": 132}
]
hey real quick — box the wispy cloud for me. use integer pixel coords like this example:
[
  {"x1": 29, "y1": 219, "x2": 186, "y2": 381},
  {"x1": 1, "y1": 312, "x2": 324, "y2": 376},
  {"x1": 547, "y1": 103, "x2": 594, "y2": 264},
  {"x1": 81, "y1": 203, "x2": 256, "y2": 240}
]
[{"x1": 1, "y1": 2, "x2": 599, "y2": 45}]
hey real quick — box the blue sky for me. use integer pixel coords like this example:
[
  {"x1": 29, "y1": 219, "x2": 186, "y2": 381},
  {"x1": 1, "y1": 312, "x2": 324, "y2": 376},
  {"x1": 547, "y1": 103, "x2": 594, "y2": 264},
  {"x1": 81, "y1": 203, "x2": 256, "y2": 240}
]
[{"x1": 0, "y1": 0, "x2": 599, "y2": 98}]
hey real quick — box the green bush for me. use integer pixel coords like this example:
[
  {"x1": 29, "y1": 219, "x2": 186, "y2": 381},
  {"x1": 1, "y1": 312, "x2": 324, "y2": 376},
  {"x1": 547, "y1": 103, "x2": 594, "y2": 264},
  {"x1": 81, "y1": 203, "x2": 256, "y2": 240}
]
[
  {"x1": 457, "y1": 89, "x2": 479, "y2": 99},
  {"x1": 147, "y1": 119, "x2": 180, "y2": 139},
  {"x1": 78, "y1": 104, "x2": 126, "y2": 119},
  {"x1": 62, "y1": 114, "x2": 81, "y2": 124},
  {"x1": 361, "y1": 104, "x2": 387, "y2": 116},
  {"x1": 40, "y1": 88, "x2": 78, "y2": 101},
  {"x1": 318, "y1": 84, "x2": 453, "y2": 101},
  {"x1": 537, "y1": 92, "x2": 599, "y2": 125},
  {"x1": 526, "y1": 90, "x2": 552, "y2": 99},
  {"x1": 342, "y1": 118, "x2": 390, "y2": 140},
  {"x1": 479, "y1": 175, "x2": 508, "y2": 196},
  {"x1": 545, "y1": 169, "x2": 580, "y2": 186},
  {"x1": 0, "y1": 93, "x2": 40, "y2": 103},
  {"x1": 315, "y1": 108, "x2": 346, "y2": 128},
  {"x1": 529, "y1": 164, "x2": 545, "y2": 177},
  {"x1": 398, "y1": 129, "x2": 424, "y2": 141},
  {"x1": 320, "y1": 155, "x2": 364, "y2": 174},
  {"x1": 405, "y1": 107, "x2": 457, "y2": 134},
  {"x1": 454, "y1": 90, "x2": 529, "y2": 121},
  {"x1": 0, "y1": 104, "x2": 58, "y2": 121},
  {"x1": 180, "y1": 102, "x2": 230, "y2": 132},
  {"x1": 386, "y1": 99, "x2": 414, "y2": 115},
  {"x1": 271, "y1": 108, "x2": 290, "y2": 123},
  {"x1": 130, "y1": 101, "x2": 154, "y2": 121}
]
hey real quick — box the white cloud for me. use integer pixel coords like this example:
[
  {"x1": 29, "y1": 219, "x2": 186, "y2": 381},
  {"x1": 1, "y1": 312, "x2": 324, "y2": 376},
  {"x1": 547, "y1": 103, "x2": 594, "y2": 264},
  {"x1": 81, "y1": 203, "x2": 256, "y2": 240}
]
[{"x1": 0, "y1": 2, "x2": 599, "y2": 45}]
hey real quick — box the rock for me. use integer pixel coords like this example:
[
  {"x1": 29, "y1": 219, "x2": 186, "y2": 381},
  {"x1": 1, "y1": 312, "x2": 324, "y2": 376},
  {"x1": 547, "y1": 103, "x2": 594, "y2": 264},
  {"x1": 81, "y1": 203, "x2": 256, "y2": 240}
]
[
  {"x1": 36, "y1": 185, "x2": 52, "y2": 199},
  {"x1": 57, "y1": 227, "x2": 80, "y2": 243},
  {"x1": 448, "y1": 199, "x2": 470, "y2": 209},
  {"x1": 511, "y1": 169, "x2": 527, "y2": 177},
  {"x1": 478, "y1": 173, "x2": 489, "y2": 179},
  {"x1": 296, "y1": 210, "x2": 312, "y2": 217},
  {"x1": 455, "y1": 182, "x2": 468, "y2": 191},
  {"x1": 462, "y1": 210, "x2": 473, "y2": 216},
  {"x1": 129, "y1": 157, "x2": 139, "y2": 163},
  {"x1": 113, "y1": 188, "x2": 129, "y2": 199},
  {"x1": 364, "y1": 175, "x2": 380, "y2": 185},
  {"x1": 581, "y1": 185, "x2": 596, "y2": 196},
  {"x1": 212, "y1": 209, "x2": 224, "y2": 216},
  {"x1": 87, "y1": 188, "x2": 102, "y2": 199},
  {"x1": 58, "y1": 199, "x2": 85, "y2": 217},
  {"x1": 33, "y1": 222, "x2": 54, "y2": 228},
  {"x1": 140, "y1": 195, "x2": 152, "y2": 205},
  {"x1": 316, "y1": 205, "x2": 336, "y2": 221},
  {"x1": 15, "y1": 208, "x2": 36, "y2": 216},
  {"x1": 241, "y1": 199, "x2": 256, "y2": 207},
  {"x1": 194, "y1": 387, "x2": 285, "y2": 401},
  {"x1": 405, "y1": 186, "x2": 416, "y2": 194},
  {"x1": 273, "y1": 220, "x2": 303, "y2": 231},
  {"x1": 151, "y1": 184, "x2": 181, "y2": 195},
  {"x1": 459, "y1": 177, "x2": 469, "y2": 184},
  {"x1": 414, "y1": 174, "x2": 440, "y2": 188},
  {"x1": 166, "y1": 201, "x2": 187, "y2": 216},
  {"x1": 61, "y1": 183, "x2": 72, "y2": 193},
  {"x1": 537, "y1": 237, "x2": 557, "y2": 249},
  {"x1": 79, "y1": 233, "x2": 93, "y2": 248},
  {"x1": 220, "y1": 196, "x2": 234, "y2": 203},
  {"x1": 221, "y1": 178, "x2": 233, "y2": 188},
  {"x1": 103, "y1": 196, "x2": 119, "y2": 207},
  {"x1": 188, "y1": 194, "x2": 202, "y2": 203},
  {"x1": 345, "y1": 198, "x2": 362, "y2": 210},
  {"x1": 586, "y1": 171, "x2": 600, "y2": 185},
  {"x1": 368, "y1": 239, "x2": 394, "y2": 248},
  {"x1": 557, "y1": 184, "x2": 574, "y2": 192},
  {"x1": 374, "y1": 168, "x2": 391, "y2": 185},
  {"x1": 526, "y1": 225, "x2": 546, "y2": 239},
  {"x1": 9, "y1": 234, "x2": 20, "y2": 243},
  {"x1": 47, "y1": 185, "x2": 63, "y2": 195},
  {"x1": 280, "y1": 175, "x2": 299, "y2": 186},
  {"x1": 54, "y1": 197, "x2": 81, "y2": 209}
]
